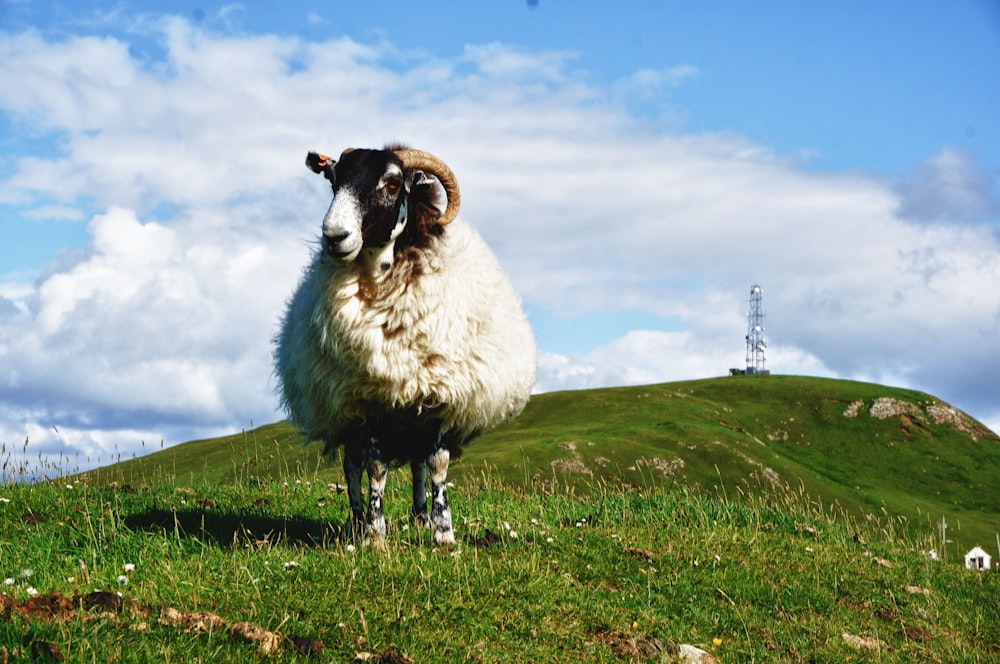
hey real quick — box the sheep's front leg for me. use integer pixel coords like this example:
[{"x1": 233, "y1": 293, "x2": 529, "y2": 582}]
[
  {"x1": 342, "y1": 443, "x2": 365, "y2": 539},
  {"x1": 410, "y1": 457, "x2": 430, "y2": 527},
  {"x1": 365, "y1": 442, "x2": 389, "y2": 543},
  {"x1": 428, "y1": 441, "x2": 455, "y2": 546}
]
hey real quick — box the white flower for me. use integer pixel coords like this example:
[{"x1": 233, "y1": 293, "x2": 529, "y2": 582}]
[
  {"x1": 19, "y1": 568, "x2": 32, "y2": 579},
  {"x1": 3, "y1": 578, "x2": 14, "y2": 586},
  {"x1": 530, "y1": 518, "x2": 538, "y2": 525},
  {"x1": 123, "y1": 563, "x2": 136, "y2": 572},
  {"x1": 546, "y1": 537, "x2": 554, "y2": 544},
  {"x1": 0, "y1": 497, "x2": 10, "y2": 503},
  {"x1": 66, "y1": 577, "x2": 75, "y2": 583},
  {"x1": 66, "y1": 484, "x2": 74, "y2": 490},
  {"x1": 503, "y1": 522, "x2": 511, "y2": 531},
  {"x1": 282, "y1": 561, "x2": 299, "y2": 570},
  {"x1": 509, "y1": 531, "x2": 519, "y2": 539},
  {"x1": 346, "y1": 544, "x2": 356, "y2": 553},
  {"x1": 25, "y1": 586, "x2": 38, "y2": 597},
  {"x1": 116, "y1": 575, "x2": 129, "y2": 586}
]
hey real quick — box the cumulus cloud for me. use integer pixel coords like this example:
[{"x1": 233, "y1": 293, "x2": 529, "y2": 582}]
[
  {"x1": 0, "y1": 17, "x2": 998, "y2": 473},
  {"x1": 896, "y1": 148, "x2": 1000, "y2": 224}
]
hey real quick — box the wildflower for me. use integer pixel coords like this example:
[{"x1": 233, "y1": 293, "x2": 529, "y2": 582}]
[
  {"x1": 712, "y1": 637, "x2": 723, "y2": 648},
  {"x1": 509, "y1": 530, "x2": 519, "y2": 540},
  {"x1": 116, "y1": 575, "x2": 129, "y2": 586},
  {"x1": 503, "y1": 521, "x2": 511, "y2": 531},
  {"x1": 66, "y1": 577, "x2": 75, "y2": 583},
  {"x1": 282, "y1": 561, "x2": 299, "y2": 570},
  {"x1": 3, "y1": 578, "x2": 14, "y2": 586},
  {"x1": 66, "y1": 484, "x2": 74, "y2": 490},
  {"x1": 0, "y1": 497, "x2": 10, "y2": 503},
  {"x1": 19, "y1": 568, "x2": 32, "y2": 579},
  {"x1": 123, "y1": 563, "x2": 136, "y2": 572},
  {"x1": 346, "y1": 544, "x2": 356, "y2": 553},
  {"x1": 530, "y1": 518, "x2": 538, "y2": 525},
  {"x1": 714, "y1": 555, "x2": 721, "y2": 563},
  {"x1": 546, "y1": 537, "x2": 554, "y2": 544},
  {"x1": 25, "y1": 587, "x2": 38, "y2": 597}
]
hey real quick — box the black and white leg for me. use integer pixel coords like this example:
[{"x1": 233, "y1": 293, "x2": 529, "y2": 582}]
[
  {"x1": 428, "y1": 439, "x2": 455, "y2": 546},
  {"x1": 365, "y1": 441, "x2": 389, "y2": 542}
]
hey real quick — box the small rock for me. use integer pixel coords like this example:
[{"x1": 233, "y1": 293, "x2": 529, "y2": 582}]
[{"x1": 676, "y1": 643, "x2": 719, "y2": 663}]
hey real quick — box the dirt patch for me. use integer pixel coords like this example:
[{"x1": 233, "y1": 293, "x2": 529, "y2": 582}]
[{"x1": 0, "y1": 591, "x2": 323, "y2": 658}]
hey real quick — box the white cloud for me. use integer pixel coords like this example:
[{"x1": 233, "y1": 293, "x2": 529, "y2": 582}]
[
  {"x1": 896, "y1": 148, "x2": 1000, "y2": 224},
  {"x1": 0, "y1": 18, "x2": 998, "y2": 470},
  {"x1": 616, "y1": 64, "x2": 699, "y2": 99}
]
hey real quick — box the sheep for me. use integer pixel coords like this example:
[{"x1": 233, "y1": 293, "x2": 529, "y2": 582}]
[{"x1": 274, "y1": 144, "x2": 537, "y2": 545}]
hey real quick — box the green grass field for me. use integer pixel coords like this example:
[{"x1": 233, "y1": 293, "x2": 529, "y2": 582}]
[
  {"x1": 79, "y1": 375, "x2": 999, "y2": 559},
  {"x1": 2, "y1": 375, "x2": 998, "y2": 661}
]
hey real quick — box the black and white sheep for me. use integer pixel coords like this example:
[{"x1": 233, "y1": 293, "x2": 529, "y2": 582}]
[{"x1": 274, "y1": 144, "x2": 537, "y2": 545}]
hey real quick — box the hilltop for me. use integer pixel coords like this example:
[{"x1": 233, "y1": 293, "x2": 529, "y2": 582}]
[{"x1": 88, "y1": 375, "x2": 1000, "y2": 560}]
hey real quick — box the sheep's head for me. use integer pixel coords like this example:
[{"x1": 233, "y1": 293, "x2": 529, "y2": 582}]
[{"x1": 305, "y1": 146, "x2": 460, "y2": 271}]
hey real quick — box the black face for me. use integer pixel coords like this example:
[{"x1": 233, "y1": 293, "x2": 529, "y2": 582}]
[
  {"x1": 331, "y1": 150, "x2": 407, "y2": 250},
  {"x1": 306, "y1": 148, "x2": 448, "y2": 263}
]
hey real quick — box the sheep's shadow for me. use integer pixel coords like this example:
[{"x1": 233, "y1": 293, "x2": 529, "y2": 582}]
[{"x1": 124, "y1": 508, "x2": 346, "y2": 548}]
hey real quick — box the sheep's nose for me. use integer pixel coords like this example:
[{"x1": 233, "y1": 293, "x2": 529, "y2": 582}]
[
  {"x1": 325, "y1": 231, "x2": 350, "y2": 245},
  {"x1": 323, "y1": 232, "x2": 354, "y2": 258}
]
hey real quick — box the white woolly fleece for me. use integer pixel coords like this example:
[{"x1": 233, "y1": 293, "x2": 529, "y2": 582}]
[{"x1": 275, "y1": 218, "x2": 537, "y2": 444}]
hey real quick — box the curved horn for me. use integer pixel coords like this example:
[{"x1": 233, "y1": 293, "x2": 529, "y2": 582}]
[{"x1": 394, "y1": 149, "x2": 461, "y2": 225}]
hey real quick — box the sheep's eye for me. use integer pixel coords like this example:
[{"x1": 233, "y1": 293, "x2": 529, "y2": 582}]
[{"x1": 384, "y1": 177, "x2": 402, "y2": 195}]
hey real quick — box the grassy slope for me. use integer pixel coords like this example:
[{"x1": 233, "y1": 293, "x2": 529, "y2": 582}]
[
  {"x1": 87, "y1": 375, "x2": 1000, "y2": 559},
  {"x1": 1, "y1": 471, "x2": 998, "y2": 662}
]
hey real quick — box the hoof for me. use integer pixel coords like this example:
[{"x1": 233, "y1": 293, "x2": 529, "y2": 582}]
[{"x1": 433, "y1": 528, "x2": 457, "y2": 547}]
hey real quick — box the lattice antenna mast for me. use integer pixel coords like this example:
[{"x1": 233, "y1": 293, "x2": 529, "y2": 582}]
[{"x1": 745, "y1": 284, "x2": 767, "y2": 374}]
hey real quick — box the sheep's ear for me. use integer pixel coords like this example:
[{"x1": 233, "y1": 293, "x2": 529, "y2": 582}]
[
  {"x1": 305, "y1": 152, "x2": 336, "y2": 180},
  {"x1": 407, "y1": 170, "x2": 448, "y2": 216}
]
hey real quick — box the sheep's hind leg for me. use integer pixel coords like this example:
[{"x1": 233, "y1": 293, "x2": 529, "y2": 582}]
[
  {"x1": 410, "y1": 457, "x2": 430, "y2": 527},
  {"x1": 428, "y1": 439, "x2": 455, "y2": 546},
  {"x1": 342, "y1": 443, "x2": 365, "y2": 540},
  {"x1": 364, "y1": 442, "x2": 389, "y2": 545}
]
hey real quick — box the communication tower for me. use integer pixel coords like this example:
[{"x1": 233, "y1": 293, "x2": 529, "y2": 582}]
[{"x1": 745, "y1": 284, "x2": 767, "y2": 374}]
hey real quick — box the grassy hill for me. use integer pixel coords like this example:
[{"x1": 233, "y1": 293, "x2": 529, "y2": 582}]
[
  {"x1": 87, "y1": 375, "x2": 1000, "y2": 561},
  {"x1": 2, "y1": 375, "x2": 999, "y2": 661}
]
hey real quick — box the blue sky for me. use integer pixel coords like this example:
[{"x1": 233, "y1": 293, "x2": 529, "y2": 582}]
[{"x1": 1, "y1": 0, "x2": 998, "y2": 473}]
